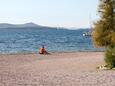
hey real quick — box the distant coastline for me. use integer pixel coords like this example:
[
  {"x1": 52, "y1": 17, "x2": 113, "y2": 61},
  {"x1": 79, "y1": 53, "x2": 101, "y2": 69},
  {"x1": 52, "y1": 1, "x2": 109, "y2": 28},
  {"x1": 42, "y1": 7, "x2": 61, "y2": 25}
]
[
  {"x1": 0, "y1": 22, "x2": 63, "y2": 29},
  {"x1": 0, "y1": 22, "x2": 91, "y2": 30}
]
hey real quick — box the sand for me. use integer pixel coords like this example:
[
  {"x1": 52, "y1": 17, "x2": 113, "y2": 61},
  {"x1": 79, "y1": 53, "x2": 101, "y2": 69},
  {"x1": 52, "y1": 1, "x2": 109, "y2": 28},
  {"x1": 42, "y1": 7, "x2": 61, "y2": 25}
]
[{"x1": 0, "y1": 52, "x2": 115, "y2": 86}]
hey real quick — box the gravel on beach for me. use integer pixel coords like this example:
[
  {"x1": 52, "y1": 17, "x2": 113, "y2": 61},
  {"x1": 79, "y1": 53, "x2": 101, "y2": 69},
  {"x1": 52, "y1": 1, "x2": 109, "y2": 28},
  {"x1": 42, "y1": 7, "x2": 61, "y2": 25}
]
[{"x1": 0, "y1": 52, "x2": 115, "y2": 86}]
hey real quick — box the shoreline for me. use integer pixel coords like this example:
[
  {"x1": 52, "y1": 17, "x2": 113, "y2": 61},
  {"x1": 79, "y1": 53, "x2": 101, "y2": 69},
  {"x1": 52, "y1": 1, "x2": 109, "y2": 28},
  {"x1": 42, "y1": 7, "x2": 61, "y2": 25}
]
[{"x1": 0, "y1": 50, "x2": 105, "y2": 55}]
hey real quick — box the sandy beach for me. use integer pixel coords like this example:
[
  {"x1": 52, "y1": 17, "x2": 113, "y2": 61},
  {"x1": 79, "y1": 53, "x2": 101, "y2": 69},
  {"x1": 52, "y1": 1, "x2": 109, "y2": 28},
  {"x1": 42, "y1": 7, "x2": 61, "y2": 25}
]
[{"x1": 0, "y1": 52, "x2": 115, "y2": 86}]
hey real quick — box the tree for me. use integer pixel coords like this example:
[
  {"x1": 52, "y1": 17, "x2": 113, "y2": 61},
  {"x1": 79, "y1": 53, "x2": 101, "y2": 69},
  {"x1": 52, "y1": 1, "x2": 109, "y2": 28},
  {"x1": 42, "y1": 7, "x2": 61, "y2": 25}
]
[
  {"x1": 92, "y1": 0, "x2": 115, "y2": 68},
  {"x1": 92, "y1": 0, "x2": 115, "y2": 47}
]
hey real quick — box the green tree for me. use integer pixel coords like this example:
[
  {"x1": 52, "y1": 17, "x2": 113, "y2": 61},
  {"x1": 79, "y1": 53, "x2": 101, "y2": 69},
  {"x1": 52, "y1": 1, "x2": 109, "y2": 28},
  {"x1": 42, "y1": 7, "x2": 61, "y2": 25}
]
[{"x1": 92, "y1": 0, "x2": 115, "y2": 68}]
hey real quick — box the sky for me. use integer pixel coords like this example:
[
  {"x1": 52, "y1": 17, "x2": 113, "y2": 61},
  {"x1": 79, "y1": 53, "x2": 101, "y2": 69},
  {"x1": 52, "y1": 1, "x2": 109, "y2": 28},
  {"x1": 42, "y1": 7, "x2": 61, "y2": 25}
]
[{"x1": 0, "y1": 0, "x2": 99, "y2": 28}]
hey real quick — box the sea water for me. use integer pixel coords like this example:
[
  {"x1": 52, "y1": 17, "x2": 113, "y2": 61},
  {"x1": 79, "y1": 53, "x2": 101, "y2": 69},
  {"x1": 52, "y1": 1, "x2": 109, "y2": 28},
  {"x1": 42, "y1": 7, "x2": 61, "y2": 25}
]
[{"x1": 0, "y1": 28, "x2": 103, "y2": 54}]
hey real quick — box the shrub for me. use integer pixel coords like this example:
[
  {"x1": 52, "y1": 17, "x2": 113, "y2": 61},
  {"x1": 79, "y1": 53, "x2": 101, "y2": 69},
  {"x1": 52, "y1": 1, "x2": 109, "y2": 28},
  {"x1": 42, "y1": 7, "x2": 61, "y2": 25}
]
[{"x1": 105, "y1": 46, "x2": 115, "y2": 69}]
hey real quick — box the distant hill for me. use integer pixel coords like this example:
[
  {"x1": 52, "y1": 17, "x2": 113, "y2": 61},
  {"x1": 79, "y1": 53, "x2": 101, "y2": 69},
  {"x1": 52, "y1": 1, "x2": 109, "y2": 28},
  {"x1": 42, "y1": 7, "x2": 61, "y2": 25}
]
[
  {"x1": 0, "y1": 22, "x2": 66, "y2": 30},
  {"x1": 0, "y1": 22, "x2": 42, "y2": 29},
  {"x1": 0, "y1": 22, "x2": 91, "y2": 30}
]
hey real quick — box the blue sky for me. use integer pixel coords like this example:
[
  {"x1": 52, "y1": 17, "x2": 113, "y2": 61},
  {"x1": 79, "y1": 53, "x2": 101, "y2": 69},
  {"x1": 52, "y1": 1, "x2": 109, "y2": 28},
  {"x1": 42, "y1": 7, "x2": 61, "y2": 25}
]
[{"x1": 0, "y1": 0, "x2": 99, "y2": 28}]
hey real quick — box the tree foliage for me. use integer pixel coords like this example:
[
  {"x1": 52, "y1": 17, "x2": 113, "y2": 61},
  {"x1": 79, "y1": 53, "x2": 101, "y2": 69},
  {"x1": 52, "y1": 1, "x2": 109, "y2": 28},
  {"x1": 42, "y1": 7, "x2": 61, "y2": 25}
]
[
  {"x1": 105, "y1": 46, "x2": 115, "y2": 68},
  {"x1": 92, "y1": 0, "x2": 115, "y2": 47}
]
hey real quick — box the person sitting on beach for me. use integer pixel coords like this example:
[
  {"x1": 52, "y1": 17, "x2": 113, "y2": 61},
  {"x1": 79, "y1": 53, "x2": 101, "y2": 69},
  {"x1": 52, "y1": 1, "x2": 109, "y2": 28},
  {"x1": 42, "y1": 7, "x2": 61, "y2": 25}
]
[{"x1": 39, "y1": 46, "x2": 48, "y2": 54}]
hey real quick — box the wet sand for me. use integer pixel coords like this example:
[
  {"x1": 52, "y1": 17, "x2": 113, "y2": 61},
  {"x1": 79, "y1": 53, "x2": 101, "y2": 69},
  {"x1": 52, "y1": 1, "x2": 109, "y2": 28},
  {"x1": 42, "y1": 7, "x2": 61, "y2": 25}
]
[{"x1": 0, "y1": 52, "x2": 115, "y2": 86}]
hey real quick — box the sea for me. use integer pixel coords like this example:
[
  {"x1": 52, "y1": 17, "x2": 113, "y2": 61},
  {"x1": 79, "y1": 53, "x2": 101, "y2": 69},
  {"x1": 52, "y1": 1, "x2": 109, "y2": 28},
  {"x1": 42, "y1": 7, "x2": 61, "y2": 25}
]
[{"x1": 0, "y1": 28, "x2": 104, "y2": 54}]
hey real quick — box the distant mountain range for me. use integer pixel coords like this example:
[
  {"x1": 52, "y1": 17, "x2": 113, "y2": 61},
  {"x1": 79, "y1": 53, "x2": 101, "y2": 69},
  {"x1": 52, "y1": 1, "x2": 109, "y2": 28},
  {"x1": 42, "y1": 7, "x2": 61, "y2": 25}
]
[
  {"x1": 0, "y1": 22, "x2": 43, "y2": 28},
  {"x1": 0, "y1": 22, "x2": 69, "y2": 30},
  {"x1": 0, "y1": 22, "x2": 90, "y2": 30}
]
